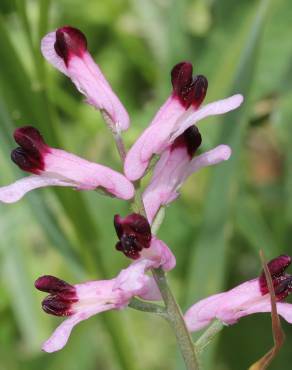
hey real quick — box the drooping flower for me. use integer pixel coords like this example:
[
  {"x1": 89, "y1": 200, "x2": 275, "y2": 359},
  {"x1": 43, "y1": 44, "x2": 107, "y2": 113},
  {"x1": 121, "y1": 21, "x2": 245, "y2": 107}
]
[
  {"x1": 142, "y1": 125, "x2": 231, "y2": 223},
  {"x1": 41, "y1": 26, "x2": 129, "y2": 132},
  {"x1": 184, "y1": 255, "x2": 292, "y2": 332},
  {"x1": 35, "y1": 234, "x2": 175, "y2": 352},
  {"x1": 124, "y1": 61, "x2": 243, "y2": 181},
  {"x1": 0, "y1": 126, "x2": 134, "y2": 203},
  {"x1": 113, "y1": 212, "x2": 176, "y2": 270}
]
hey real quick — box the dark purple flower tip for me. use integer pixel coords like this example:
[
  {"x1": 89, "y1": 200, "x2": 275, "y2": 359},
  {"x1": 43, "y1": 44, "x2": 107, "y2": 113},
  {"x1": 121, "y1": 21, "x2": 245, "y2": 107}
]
[
  {"x1": 274, "y1": 275, "x2": 292, "y2": 301},
  {"x1": 192, "y1": 75, "x2": 208, "y2": 108},
  {"x1": 171, "y1": 125, "x2": 202, "y2": 158},
  {"x1": 11, "y1": 126, "x2": 49, "y2": 174},
  {"x1": 54, "y1": 26, "x2": 87, "y2": 66},
  {"x1": 35, "y1": 275, "x2": 76, "y2": 296},
  {"x1": 114, "y1": 213, "x2": 152, "y2": 260},
  {"x1": 171, "y1": 62, "x2": 193, "y2": 91},
  {"x1": 42, "y1": 295, "x2": 74, "y2": 316},
  {"x1": 259, "y1": 255, "x2": 291, "y2": 293},
  {"x1": 171, "y1": 62, "x2": 208, "y2": 109},
  {"x1": 36, "y1": 275, "x2": 78, "y2": 316},
  {"x1": 259, "y1": 255, "x2": 292, "y2": 299}
]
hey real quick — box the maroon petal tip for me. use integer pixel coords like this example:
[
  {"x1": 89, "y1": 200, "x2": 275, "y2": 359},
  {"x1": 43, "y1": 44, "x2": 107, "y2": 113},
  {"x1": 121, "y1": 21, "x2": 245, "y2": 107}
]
[
  {"x1": 259, "y1": 254, "x2": 292, "y2": 295},
  {"x1": 54, "y1": 26, "x2": 87, "y2": 65},
  {"x1": 114, "y1": 213, "x2": 152, "y2": 259},
  {"x1": 35, "y1": 275, "x2": 75, "y2": 295},
  {"x1": 192, "y1": 75, "x2": 208, "y2": 108},
  {"x1": 274, "y1": 275, "x2": 292, "y2": 301},
  {"x1": 171, "y1": 62, "x2": 208, "y2": 109},
  {"x1": 171, "y1": 62, "x2": 193, "y2": 91},
  {"x1": 12, "y1": 126, "x2": 48, "y2": 173},
  {"x1": 42, "y1": 295, "x2": 74, "y2": 316},
  {"x1": 171, "y1": 125, "x2": 202, "y2": 158},
  {"x1": 11, "y1": 148, "x2": 42, "y2": 174}
]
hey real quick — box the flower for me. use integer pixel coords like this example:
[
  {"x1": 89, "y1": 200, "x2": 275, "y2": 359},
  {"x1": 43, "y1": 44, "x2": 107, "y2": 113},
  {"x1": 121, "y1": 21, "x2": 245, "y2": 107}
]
[
  {"x1": 0, "y1": 126, "x2": 134, "y2": 203},
  {"x1": 142, "y1": 125, "x2": 231, "y2": 223},
  {"x1": 113, "y1": 213, "x2": 176, "y2": 270},
  {"x1": 35, "y1": 235, "x2": 175, "y2": 352},
  {"x1": 41, "y1": 26, "x2": 129, "y2": 132},
  {"x1": 184, "y1": 255, "x2": 292, "y2": 332},
  {"x1": 124, "y1": 61, "x2": 243, "y2": 181}
]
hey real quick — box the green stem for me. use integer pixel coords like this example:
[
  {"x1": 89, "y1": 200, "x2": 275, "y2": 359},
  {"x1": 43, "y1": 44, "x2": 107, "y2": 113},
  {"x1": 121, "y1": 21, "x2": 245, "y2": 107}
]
[
  {"x1": 152, "y1": 268, "x2": 200, "y2": 370},
  {"x1": 151, "y1": 207, "x2": 166, "y2": 234},
  {"x1": 101, "y1": 110, "x2": 127, "y2": 162},
  {"x1": 195, "y1": 320, "x2": 224, "y2": 355},
  {"x1": 131, "y1": 180, "x2": 147, "y2": 217},
  {"x1": 113, "y1": 131, "x2": 127, "y2": 161},
  {"x1": 129, "y1": 297, "x2": 167, "y2": 318}
]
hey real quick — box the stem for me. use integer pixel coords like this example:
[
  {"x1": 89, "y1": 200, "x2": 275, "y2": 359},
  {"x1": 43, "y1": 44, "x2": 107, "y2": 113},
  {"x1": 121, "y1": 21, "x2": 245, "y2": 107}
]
[
  {"x1": 101, "y1": 110, "x2": 127, "y2": 162},
  {"x1": 113, "y1": 132, "x2": 127, "y2": 161},
  {"x1": 152, "y1": 267, "x2": 200, "y2": 370},
  {"x1": 131, "y1": 180, "x2": 147, "y2": 217},
  {"x1": 151, "y1": 207, "x2": 166, "y2": 235},
  {"x1": 195, "y1": 320, "x2": 224, "y2": 355},
  {"x1": 129, "y1": 297, "x2": 167, "y2": 318}
]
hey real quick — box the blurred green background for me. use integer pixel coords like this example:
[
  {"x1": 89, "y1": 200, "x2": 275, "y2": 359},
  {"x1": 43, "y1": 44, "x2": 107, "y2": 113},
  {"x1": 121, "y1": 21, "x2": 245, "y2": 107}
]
[{"x1": 0, "y1": 0, "x2": 292, "y2": 369}]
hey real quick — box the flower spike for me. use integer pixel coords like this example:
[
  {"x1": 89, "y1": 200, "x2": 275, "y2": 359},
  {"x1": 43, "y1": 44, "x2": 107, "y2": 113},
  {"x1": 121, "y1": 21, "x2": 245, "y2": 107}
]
[
  {"x1": 184, "y1": 254, "x2": 292, "y2": 333},
  {"x1": 0, "y1": 126, "x2": 134, "y2": 203},
  {"x1": 124, "y1": 61, "x2": 243, "y2": 181},
  {"x1": 41, "y1": 26, "x2": 130, "y2": 132}
]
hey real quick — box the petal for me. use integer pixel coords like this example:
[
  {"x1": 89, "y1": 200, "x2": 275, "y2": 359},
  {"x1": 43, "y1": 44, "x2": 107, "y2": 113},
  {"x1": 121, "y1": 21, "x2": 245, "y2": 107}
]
[
  {"x1": 0, "y1": 175, "x2": 71, "y2": 203},
  {"x1": 114, "y1": 259, "x2": 151, "y2": 301},
  {"x1": 124, "y1": 96, "x2": 185, "y2": 181},
  {"x1": 74, "y1": 279, "x2": 117, "y2": 301},
  {"x1": 185, "y1": 144, "x2": 231, "y2": 178},
  {"x1": 139, "y1": 277, "x2": 162, "y2": 301},
  {"x1": 42, "y1": 305, "x2": 114, "y2": 353},
  {"x1": 41, "y1": 31, "x2": 68, "y2": 75},
  {"x1": 143, "y1": 146, "x2": 190, "y2": 223},
  {"x1": 171, "y1": 94, "x2": 244, "y2": 141},
  {"x1": 115, "y1": 262, "x2": 161, "y2": 301},
  {"x1": 41, "y1": 30, "x2": 130, "y2": 131},
  {"x1": 45, "y1": 149, "x2": 134, "y2": 200},
  {"x1": 184, "y1": 293, "x2": 225, "y2": 331},
  {"x1": 269, "y1": 302, "x2": 292, "y2": 323},
  {"x1": 114, "y1": 240, "x2": 175, "y2": 301},
  {"x1": 143, "y1": 144, "x2": 231, "y2": 224},
  {"x1": 141, "y1": 237, "x2": 176, "y2": 272},
  {"x1": 184, "y1": 279, "x2": 262, "y2": 332}
]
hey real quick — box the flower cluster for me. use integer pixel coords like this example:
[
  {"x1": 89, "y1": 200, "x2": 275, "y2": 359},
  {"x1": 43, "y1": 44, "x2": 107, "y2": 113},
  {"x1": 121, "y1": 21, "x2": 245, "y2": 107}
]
[
  {"x1": 0, "y1": 26, "x2": 251, "y2": 353},
  {"x1": 35, "y1": 219, "x2": 175, "y2": 352}
]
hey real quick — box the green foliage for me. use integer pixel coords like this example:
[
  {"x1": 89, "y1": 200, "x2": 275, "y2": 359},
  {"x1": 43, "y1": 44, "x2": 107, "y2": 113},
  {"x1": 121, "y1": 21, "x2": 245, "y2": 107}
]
[{"x1": 0, "y1": 0, "x2": 292, "y2": 369}]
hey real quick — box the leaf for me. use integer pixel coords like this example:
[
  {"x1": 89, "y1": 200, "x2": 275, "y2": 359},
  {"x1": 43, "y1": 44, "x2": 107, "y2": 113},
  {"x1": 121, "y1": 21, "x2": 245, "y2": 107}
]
[
  {"x1": 185, "y1": 0, "x2": 272, "y2": 309},
  {"x1": 235, "y1": 194, "x2": 277, "y2": 257},
  {"x1": 1, "y1": 230, "x2": 49, "y2": 352}
]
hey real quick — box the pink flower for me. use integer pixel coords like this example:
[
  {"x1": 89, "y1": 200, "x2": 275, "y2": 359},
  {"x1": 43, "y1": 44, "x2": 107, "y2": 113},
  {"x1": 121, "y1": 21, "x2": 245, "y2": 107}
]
[
  {"x1": 184, "y1": 255, "x2": 292, "y2": 332},
  {"x1": 35, "y1": 235, "x2": 175, "y2": 352},
  {"x1": 124, "y1": 61, "x2": 243, "y2": 181},
  {"x1": 0, "y1": 126, "x2": 134, "y2": 202},
  {"x1": 41, "y1": 26, "x2": 129, "y2": 132},
  {"x1": 143, "y1": 125, "x2": 231, "y2": 223}
]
